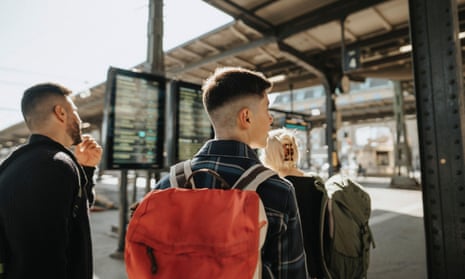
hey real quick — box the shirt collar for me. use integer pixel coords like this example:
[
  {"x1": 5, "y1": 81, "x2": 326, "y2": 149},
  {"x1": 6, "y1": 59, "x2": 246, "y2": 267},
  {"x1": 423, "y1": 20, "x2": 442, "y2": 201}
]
[
  {"x1": 29, "y1": 134, "x2": 56, "y2": 144},
  {"x1": 197, "y1": 139, "x2": 260, "y2": 161}
]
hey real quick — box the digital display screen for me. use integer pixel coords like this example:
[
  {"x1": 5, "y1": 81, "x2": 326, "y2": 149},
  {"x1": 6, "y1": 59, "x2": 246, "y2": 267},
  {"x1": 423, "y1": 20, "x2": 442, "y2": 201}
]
[
  {"x1": 176, "y1": 81, "x2": 212, "y2": 161},
  {"x1": 102, "y1": 67, "x2": 165, "y2": 170}
]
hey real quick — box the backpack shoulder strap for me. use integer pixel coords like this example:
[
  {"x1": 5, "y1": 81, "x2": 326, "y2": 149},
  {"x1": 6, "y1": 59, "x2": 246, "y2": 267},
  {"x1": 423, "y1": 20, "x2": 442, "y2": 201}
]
[
  {"x1": 232, "y1": 164, "x2": 276, "y2": 191},
  {"x1": 169, "y1": 160, "x2": 193, "y2": 188},
  {"x1": 169, "y1": 162, "x2": 275, "y2": 191}
]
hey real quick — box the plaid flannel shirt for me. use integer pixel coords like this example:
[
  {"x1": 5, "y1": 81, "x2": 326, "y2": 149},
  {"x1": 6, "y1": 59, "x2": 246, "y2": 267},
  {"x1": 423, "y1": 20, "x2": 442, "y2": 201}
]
[{"x1": 155, "y1": 140, "x2": 309, "y2": 279}]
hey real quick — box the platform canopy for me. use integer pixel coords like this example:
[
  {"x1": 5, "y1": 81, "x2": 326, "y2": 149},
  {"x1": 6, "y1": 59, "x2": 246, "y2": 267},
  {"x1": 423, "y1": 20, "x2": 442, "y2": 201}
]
[{"x1": 2, "y1": 0, "x2": 465, "y2": 146}]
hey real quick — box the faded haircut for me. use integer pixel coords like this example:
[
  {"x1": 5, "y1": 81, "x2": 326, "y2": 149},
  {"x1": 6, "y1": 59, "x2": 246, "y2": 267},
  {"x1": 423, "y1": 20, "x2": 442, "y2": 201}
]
[
  {"x1": 21, "y1": 82, "x2": 72, "y2": 129},
  {"x1": 202, "y1": 67, "x2": 272, "y2": 115}
]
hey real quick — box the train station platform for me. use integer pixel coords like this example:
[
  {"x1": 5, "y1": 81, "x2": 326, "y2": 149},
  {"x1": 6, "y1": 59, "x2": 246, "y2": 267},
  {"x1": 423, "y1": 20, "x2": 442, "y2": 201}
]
[{"x1": 91, "y1": 175, "x2": 426, "y2": 279}]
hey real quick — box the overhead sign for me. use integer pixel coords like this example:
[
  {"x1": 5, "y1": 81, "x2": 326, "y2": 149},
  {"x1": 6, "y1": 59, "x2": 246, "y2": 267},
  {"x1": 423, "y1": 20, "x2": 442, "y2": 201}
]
[
  {"x1": 343, "y1": 47, "x2": 360, "y2": 72},
  {"x1": 174, "y1": 81, "x2": 213, "y2": 161},
  {"x1": 284, "y1": 117, "x2": 310, "y2": 131},
  {"x1": 101, "y1": 67, "x2": 165, "y2": 170}
]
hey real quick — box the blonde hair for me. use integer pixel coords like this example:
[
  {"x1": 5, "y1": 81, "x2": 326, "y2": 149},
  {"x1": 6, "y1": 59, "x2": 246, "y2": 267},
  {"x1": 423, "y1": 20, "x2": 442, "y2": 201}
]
[{"x1": 261, "y1": 128, "x2": 300, "y2": 172}]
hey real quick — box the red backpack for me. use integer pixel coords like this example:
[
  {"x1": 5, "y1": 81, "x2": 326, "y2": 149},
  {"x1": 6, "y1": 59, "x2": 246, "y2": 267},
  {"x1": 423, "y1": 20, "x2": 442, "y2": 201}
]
[{"x1": 125, "y1": 161, "x2": 275, "y2": 279}]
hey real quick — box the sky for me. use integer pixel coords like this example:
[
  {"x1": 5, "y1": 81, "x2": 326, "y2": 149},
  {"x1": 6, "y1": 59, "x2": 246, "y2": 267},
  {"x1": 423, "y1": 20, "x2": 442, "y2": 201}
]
[{"x1": 0, "y1": 0, "x2": 232, "y2": 130}]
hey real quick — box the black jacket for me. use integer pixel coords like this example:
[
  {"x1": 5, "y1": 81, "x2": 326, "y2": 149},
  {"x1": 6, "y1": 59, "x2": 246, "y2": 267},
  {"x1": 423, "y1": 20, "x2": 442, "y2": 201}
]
[
  {"x1": 0, "y1": 134, "x2": 96, "y2": 279},
  {"x1": 285, "y1": 175, "x2": 325, "y2": 279}
]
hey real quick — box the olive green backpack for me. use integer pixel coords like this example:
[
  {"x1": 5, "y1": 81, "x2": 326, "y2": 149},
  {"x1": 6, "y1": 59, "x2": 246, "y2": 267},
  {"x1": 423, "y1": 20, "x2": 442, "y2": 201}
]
[{"x1": 316, "y1": 174, "x2": 376, "y2": 279}]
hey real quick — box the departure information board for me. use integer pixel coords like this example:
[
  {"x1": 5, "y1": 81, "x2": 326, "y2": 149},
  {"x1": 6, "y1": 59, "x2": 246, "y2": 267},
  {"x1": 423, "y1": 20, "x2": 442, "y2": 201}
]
[
  {"x1": 102, "y1": 67, "x2": 165, "y2": 170},
  {"x1": 176, "y1": 81, "x2": 212, "y2": 161}
]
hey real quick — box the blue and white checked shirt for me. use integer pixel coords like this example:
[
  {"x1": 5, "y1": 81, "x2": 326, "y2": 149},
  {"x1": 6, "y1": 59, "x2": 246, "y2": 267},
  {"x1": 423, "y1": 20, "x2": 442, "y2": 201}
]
[{"x1": 155, "y1": 140, "x2": 309, "y2": 279}]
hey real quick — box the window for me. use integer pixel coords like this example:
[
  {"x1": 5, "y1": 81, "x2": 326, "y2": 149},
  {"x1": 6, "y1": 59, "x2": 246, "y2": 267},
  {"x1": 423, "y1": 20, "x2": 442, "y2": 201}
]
[
  {"x1": 295, "y1": 91, "x2": 306, "y2": 101},
  {"x1": 355, "y1": 126, "x2": 393, "y2": 147},
  {"x1": 274, "y1": 94, "x2": 291, "y2": 104},
  {"x1": 376, "y1": 151, "x2": 389, "y2": 166},
  {"x1": 368, "y1": 78, "x2": 391, "y2": 88},
  {"x1": 312, "y1": 86, "x2": 325, "y2": 98}
]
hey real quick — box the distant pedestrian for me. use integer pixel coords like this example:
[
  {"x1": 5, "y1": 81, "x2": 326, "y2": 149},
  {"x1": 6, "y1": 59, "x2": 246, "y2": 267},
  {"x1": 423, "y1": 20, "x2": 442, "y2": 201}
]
[
  {"x1": 357, "y1": 163, "x2": 366, "y2": 177},
  {"x1": 0, "y1": 83, "x2": 102, "y2": 279}
]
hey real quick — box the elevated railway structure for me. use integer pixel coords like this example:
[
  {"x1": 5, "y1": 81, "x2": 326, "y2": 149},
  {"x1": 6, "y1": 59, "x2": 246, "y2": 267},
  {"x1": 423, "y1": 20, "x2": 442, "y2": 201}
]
[{"x1": 2, "y1": 0, "x2": 465, "y2": 147}]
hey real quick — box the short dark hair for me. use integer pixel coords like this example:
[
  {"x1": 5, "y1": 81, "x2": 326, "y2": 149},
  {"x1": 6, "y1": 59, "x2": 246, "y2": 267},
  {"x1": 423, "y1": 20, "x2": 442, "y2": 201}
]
[
  {"x1": 21, "y1": 83, "x2": 72, "y2": 128},
  {"x1": 202, "y1": 67, "x2": 272, "y2": 113}
]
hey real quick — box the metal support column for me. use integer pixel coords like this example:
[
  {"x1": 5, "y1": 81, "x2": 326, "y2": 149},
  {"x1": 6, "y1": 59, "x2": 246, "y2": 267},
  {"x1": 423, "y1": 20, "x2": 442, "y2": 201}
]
[
  {"x1": 112, "y1": 0, "x2": 165, "y2": 257},
  {"x1": 408, "y1": 0, "x2": 465, "y2": 277},
  {"x1": 110, "y1": 170, "x2": 129, "y2": 259},
  {"x1": 390, "y1": 81, "x2": 418, "y2": 189},
  {"x1": 322, "y1": 79, "x2": 340, "y2": 177},
  {"x1": 393, "y1": 81, "x2": 409, "y2": 175},
  {"x1": 145, "y1": 170, "x2": 153, "y2": 194},
  {"x1": 164, "y1": 80, "x2": 177, "y2": 167},
  {"x1": 145, "y1": 0, "x2": 165, "y2": 75},
  {"x1": 306, "y1": 126, "x2": 312, "y2": 169},
  {"x1": 146, "y1": 0, "x2": 176, "y2": 169}
]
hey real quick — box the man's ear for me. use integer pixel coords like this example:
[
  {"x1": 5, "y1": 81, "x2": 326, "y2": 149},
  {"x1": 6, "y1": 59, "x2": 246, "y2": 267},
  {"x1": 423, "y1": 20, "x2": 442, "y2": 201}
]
[
  {"x1": 53, "y1": 105, "x2": 66, "y2": 123},
  {"x1": 238, "y1": 107, "x2": 251, "y2": 128}
]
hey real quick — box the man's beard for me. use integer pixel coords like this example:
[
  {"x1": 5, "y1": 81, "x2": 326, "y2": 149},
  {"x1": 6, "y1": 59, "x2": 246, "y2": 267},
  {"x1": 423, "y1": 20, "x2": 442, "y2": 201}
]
[{"x1": 68, "y1": 120, "x2": 82, "y2": 145}]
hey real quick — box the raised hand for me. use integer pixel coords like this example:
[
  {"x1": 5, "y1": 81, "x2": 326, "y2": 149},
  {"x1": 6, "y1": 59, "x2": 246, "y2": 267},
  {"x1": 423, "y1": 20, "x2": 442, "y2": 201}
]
[{"x1": 75, "y1": 135, "x2": 103, "y2": 167}]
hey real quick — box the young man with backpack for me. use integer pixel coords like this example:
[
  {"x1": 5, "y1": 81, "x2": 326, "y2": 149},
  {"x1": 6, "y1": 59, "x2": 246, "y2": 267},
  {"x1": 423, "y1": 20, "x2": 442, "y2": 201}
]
[{"x1": 126, "y1": 67, "x2": 309, "y2": 278}]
